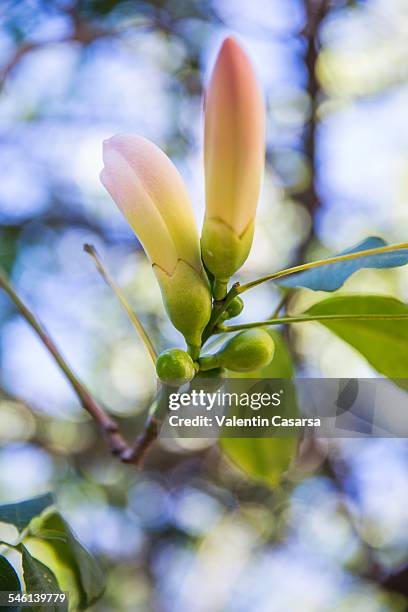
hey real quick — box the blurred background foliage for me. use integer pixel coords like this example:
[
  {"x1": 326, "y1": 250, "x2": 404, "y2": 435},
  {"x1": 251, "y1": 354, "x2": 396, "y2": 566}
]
[{"x1": 0, "y1": 0, "x2": 408, "y2": 610}]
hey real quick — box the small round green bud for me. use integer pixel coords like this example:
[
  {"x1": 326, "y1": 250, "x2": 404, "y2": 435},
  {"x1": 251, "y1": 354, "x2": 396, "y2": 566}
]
[
  {"x1": 225, "y1": 296, "x2": 244, "y2": 319},
  {"x1": 218, "y1": 328, "x2": 275, "y2": 372},
  {"x1": 156, "y1": 349, "x2": 196, "y2": 387}
]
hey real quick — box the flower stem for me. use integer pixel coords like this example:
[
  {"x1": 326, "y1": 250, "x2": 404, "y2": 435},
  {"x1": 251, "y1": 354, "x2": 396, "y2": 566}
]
[
  {"x1": 201, "y1": 282, "x2": 241, "y2": 343},
  {"x1": 217, "y1": 312, "x2": 408, "y2": 333},
  {"x1": 213, "y1": 278, "x2": 229, "y2": 300},
  {"x1": 238, "y1": 242, "x2": 408, "y2": 293},
  {"x1": 84, "y1": 244, "x2": 157, "y2": 364}
]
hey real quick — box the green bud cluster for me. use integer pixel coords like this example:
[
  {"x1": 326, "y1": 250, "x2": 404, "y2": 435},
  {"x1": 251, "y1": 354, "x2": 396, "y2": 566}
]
[{"x1": 156, "y1": 328, "x2": 274, "y2": 386}]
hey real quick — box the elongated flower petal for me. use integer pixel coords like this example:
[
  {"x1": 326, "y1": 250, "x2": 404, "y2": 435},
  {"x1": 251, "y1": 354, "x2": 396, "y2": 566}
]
[
  {"x1": 202, "y1": 37, "x2": 265, "y2": 293},
  {"x1": 101, "y1": 145, "x2": 176, "y2": 274},
  {"x1": 101, "y1": 134, "x2": 202, "y2": 275},
  {"x1": 100, "y1": 134, "x2": 211, "y2": 351},
  {"x1": 204, "y1": 37, "x2": 265, "y2": 235}
]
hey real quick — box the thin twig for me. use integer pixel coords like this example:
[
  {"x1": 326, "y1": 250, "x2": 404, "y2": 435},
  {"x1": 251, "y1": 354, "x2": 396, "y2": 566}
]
[
  {"x1": 217, "y1": 312, "x2": 408, "y2": 333},
  {"x1": 121, "y1": 390, "x2": 168, "y2": 465},
  {"x1": 122, "y1": 416, "x2": 161, "y2": 465},
  {"x1": 238, "y1": 242, "x2": 408, "y2": 293},
  {"x1": 0, "y1": 267, "x2": 128, "y2": 457},
  {"x1": 84, "y1": 244, "x2": 157, "y2": 364}
]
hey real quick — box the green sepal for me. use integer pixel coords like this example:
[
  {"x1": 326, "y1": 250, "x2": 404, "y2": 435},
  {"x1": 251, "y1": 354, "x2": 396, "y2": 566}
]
[
  {"x1": 154, "y1": 260, "x2": 212, "y2": 350},
  {"x1": 201, "y1": 218, "x2": 255, "y2": 283}
]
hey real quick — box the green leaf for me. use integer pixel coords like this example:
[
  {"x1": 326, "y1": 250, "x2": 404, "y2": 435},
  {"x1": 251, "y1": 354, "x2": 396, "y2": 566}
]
[
  {"x1": 0, "y1": 555, "x2": 21, "y2": 591},
  {"x1": 32, "y1": 513, "x2": 105, "y2": 608},
  {"x1": 220, "y1": 330, "x2": 298, "y2": 488},
  {"x1": 306, "y1": 294, "x2": 408, "y2": 378},
  {"x1": 0, "y1": 555, "x2": 21, "y2": 612},
  {"x1": 278, "y1": 237, "x2": 408, "y2": 292},
  {"x1": 221, "y1": 437, "x2": 298, "y2": 488},
  {"x1": 0, "y1": 494, "x2": 54, "y2": 532},
  {"x1": 21, "y1": 546, "x2": 66, "y2": 612}
]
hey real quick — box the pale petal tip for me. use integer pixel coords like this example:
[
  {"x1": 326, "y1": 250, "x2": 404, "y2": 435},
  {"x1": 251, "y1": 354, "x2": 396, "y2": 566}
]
[
  {"x1": 219, "y1": 36, "x2": 244, "y2": 59},
  {"x1": 102, "y1": 134, "x2": 123, "y2": 152},
  {"x1": 102, "y1": 134, "x2": 132, "y2": 165},
  {"x1": 221, "y1": 36, "x2": 240, "y2": 51}
]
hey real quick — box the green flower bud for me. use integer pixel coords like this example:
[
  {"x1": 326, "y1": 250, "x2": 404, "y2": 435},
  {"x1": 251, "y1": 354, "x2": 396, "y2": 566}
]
[
  {"x1": 220, "y1": 296, "x2": 244, "y2": 322},
  {"x1": 225, "y1": 296, "x2": 244, "y2": 319},
  {"x1": 156, "y1": 348, "x2": 196, "y2": 387},
  {"x1": 199, "y1": 328, "x2": 275, "y2": 372},
  {"x1": 202, "y1": 38, "x2": 265, "y2": 298},
  {"x1": 100, "y1": 134, "x2": 212, "y2": 355}
]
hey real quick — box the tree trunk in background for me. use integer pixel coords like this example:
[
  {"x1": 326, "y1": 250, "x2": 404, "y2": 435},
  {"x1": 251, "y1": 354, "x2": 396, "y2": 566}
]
[{"x1": 297, "y1": 0, "x2": 330, "y2": 259}]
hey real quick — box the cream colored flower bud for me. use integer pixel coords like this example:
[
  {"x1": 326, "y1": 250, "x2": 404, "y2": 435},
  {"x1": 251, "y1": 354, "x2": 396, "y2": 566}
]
[
  {"x1": 202, "y1": 37, "x2": 265, "y2": 297},
  {"x1": 101, "y1": 134, "x2": 211, "y2": 352}
]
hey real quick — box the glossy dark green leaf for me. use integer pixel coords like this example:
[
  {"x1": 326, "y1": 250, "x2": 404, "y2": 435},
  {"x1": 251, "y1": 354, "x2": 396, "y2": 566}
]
[
  {"x1": 0, "y1": 494, "x2": 54, "y2": 532},
  {"x1": 34, "y1": 513, "x2": 105, "y2": 608},
  {"x1": 278, "y1": 237, "x2": 408, "y2": 292},
  {"x1": 21, "y1": 546, "x2": 66, "y2": 612},
  {"x1": 221, "y1": 330, "x2": 298, "y2": 488},
  {"x1": 306, "y1": 294, "x2": 408, "y2": 378},
  {"x1": 0, "y1": 555, "x2": 21, "y2": 612}
]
